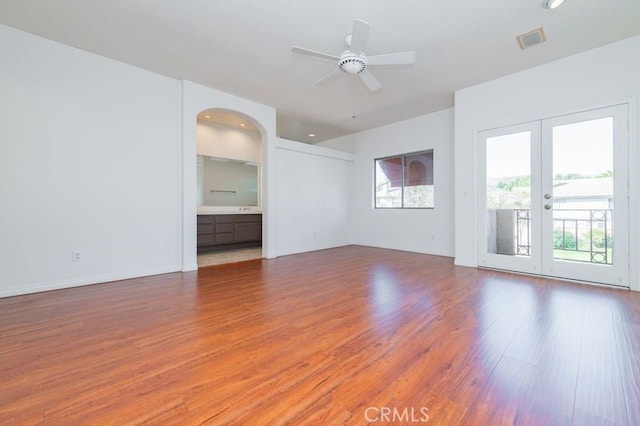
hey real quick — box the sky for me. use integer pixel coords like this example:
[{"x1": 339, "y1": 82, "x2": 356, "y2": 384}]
[{"x1": 486, "y1": 117, "x2": 614, "y2": 179}]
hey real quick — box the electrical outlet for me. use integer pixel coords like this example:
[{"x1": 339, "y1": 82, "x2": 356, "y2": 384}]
[{"x1": 72, "y1": 251, "x2": 82, "y2": 262}]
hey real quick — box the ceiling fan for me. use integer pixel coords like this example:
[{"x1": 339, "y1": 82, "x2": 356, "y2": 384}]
[{"x1": 291, "y1": 19, "x2": 416, "y2": 92}]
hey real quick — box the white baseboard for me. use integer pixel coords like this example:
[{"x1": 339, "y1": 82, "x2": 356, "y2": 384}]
[
  {"x1": 351, "y1": 241, "x2": 455, "y2": 258},
  {"x1": 182, "y1": 262, "x2": 198, "y2": 272},
  {"x1": 276, "y1": 242, "x2": 351, "y2": 257},
  {"x1": 0, "y1": 265, "x2": 182, "y2": 298}
]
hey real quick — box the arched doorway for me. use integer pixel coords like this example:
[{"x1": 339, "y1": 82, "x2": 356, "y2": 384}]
[{"x1": 194, "y1": 109, "x2": 265, "y2": 267}]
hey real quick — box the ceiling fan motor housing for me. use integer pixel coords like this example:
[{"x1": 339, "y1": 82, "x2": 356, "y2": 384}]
[{"x1": 339, "y1": 53, "x2": 367, "y2": 74}]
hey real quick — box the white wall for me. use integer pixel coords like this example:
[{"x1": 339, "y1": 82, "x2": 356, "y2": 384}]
[
  {"x1": 454, "y1": 35, "x2": 640, "y2": 291},
  {"x1": 181, "y1": 81, "x2": 277, "y2": 267},
  {"x1": 276, "y1": 139, "x2": 354, "y2": 256},
  {"x1": 316, "y1": 134, "x2": 356, "y2": 153},
  {"x1": 0, "y1": 25, "x2": 183, "y2": 297},
  {"x1": 196, "y1": 121, "x2": 262, "y2": 163},
  {"x1": 347, "y1": 109, "x2": 455, "y2": 257}
]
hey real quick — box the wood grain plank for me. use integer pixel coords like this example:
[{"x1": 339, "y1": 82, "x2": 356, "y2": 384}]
[
  {"x1": 614, "y1": 318, "x2": 640, "y2": 425},
  {"x1": 0, "y1": 246, "x2": 638, "y2": 425},
  {"x1": 509, "y1": 285, "x2": 584, "y2": 425},
  {"x1": 461, "y1": 355, "x2": 535, "y2": 425},
  {"x1": 573, "y1": 291, "x2": 628, "y2": 425}
]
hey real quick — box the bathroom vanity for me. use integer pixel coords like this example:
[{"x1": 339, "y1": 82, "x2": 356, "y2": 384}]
[{"x1": 197, "y1": 213, "x2": 262, "y2": 253}]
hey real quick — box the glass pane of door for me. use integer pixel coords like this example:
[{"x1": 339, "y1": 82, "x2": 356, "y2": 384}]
[
  {"x1": 551, "y1": 118, "x2": 614, "y2": 265},
  {"x1": 485, "y1": 131, "x2": 532, "y2": 257},
  {"x1": 541, "y1": 104, "x2": 629, "y2": 287},
  {"x1": 479, "y1": 105, "x2": 628, "y2": 287}
]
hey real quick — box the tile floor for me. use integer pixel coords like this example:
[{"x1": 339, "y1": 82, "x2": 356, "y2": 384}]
[{"x1": 197, "y1": 247, "x2": 263, "y2": 268}]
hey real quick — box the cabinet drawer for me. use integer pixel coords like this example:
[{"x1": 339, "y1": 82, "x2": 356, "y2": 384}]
[
  {"x1": 197, "y1": 234, "x2": 214, "y2": 246},
  {"x1": 234, "y1": 223, "x2": 259, "y2": 242},
  {"x1": 197, "y1": 224, "x2": 213, "y2": 234},
  {"x1": 214, "y1": 215, "x2": 234, "y2": 224},
  {"x1": 197, "y1": 215, "x2": 214, "y2": 224},
  {"x1": 235, "y1": 214, "x2": 262, "y2": 223},
  {"x1": 215, "y1": 233, "x2": 234, "y2": 244},
  {"x1": 215, "y1": 223, "x2": 233, "y2": 233}
]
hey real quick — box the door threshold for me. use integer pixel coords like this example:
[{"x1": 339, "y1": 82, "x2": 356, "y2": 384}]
[{"x1": 478, "y1": 266, "x2": 630, "y2": 291}]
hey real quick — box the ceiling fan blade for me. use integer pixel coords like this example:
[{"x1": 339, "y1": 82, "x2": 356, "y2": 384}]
[
  {"x1": 349, "y1": 19, "x2": 371, "y2": 54},
  {"x1": 314, "y1": 69, "x2": 339, "y2": 86},
  {"x1": 359, "y1": 70, "x2": 381, "y2": 92},
  {"x1": 368, "y1": 51, "x2": 416, "y2": 66},
  {"x1": 292, "y1": 46, "x2": 339, "y2": 61}
]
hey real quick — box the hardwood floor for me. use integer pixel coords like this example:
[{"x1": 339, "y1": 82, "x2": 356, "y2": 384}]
[{"x1": 1, "y1": 246, "x2": 639, "y2": 425}]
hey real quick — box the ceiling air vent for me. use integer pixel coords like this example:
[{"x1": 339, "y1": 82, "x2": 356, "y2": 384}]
[{"x1": 517, "y1": 27, "x2": 547, "y2": 49}]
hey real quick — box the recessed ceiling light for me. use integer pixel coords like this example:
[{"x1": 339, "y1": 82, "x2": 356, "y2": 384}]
[
  {"x1": 204, "y1": 115, "x2": 211, "y2": 119},
  {"x1": 541, "y1": 0, "x2": 565, "y2": 10},
  {"x1": 239, "y1": 123, "x2": 246, "y2": 127},
  {"x1": 308, "y1": 133, "x2": 316, "y2": 138}
]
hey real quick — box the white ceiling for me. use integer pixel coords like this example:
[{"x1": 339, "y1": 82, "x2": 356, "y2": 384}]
[{"x1": 1, "y1": 0, "x2": 639, "y2": 143}]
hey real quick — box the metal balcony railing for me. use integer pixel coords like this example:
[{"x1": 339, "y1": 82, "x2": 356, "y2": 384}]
[{"x1": 514, "y1": 208, "x2": 612, "y2": 264}]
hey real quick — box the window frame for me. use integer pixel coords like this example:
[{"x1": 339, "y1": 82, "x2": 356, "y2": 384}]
[{"x1": 374, "y1": 149, "x2": 434, "y2": 210}]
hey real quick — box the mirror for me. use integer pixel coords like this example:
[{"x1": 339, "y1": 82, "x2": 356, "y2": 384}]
[{"x1": 197, "y1": 155, "x2": 259, "y2": 207}]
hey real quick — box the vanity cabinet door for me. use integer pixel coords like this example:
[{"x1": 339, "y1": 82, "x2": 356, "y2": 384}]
[
  {"x1": 234, "y1": 223, "x2": 259, "y2": 242},
  {"x1": 234, "y1": 214, "x2": 262, "y2": 242}
]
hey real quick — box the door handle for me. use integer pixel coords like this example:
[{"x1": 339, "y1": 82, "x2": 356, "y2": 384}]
[
  {"x1": 544, "y1": 204, "x2": 552, "y2": 210},
  {"x1": 544, "y1": 193, "x2": 551, "y2": 199}
]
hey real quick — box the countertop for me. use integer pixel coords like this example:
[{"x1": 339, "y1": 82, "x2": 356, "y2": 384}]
[{"x1": 197, "y1": 207, "x2": 262, "y2": 215}]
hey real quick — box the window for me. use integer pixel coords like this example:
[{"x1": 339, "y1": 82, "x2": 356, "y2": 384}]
[{"x1": 375, "y1": 150, "x2": 434, "y2": 208}]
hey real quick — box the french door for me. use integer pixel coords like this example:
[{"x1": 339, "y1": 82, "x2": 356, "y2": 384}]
[{"x1": 478, "y1": 105, "x2": 629, "y2": 287}]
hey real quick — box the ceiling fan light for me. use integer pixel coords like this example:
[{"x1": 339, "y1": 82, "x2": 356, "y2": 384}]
[
  {"x1": 542, "y1": 0, "x2": 565, "y2": 10},
  {"x1": 339, "y1": 55, "x2": 367, "y2": 74}
]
